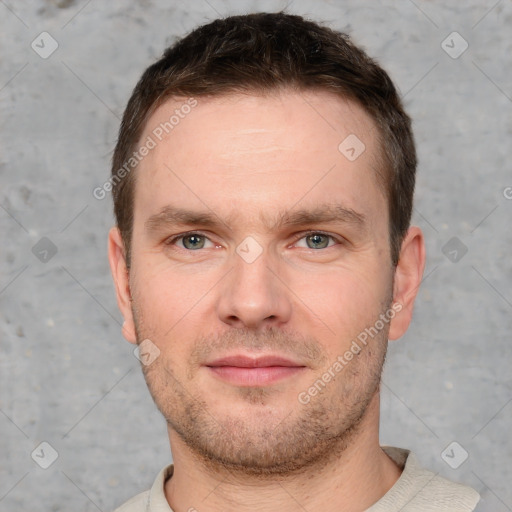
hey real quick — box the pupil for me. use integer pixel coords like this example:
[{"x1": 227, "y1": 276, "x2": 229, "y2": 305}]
[
  {"x1": 185, "y1": 235, "x2": 203, "y2": 249},
  {"x1": 309, "y1": 234, "x2": 327, "y2": 249}
]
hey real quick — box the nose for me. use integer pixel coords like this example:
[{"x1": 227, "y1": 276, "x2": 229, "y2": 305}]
[{"x1": 216, "y1": 246, "x2": 292, "y2": 330}]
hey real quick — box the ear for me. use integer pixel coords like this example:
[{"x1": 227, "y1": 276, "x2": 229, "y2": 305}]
[
  {"x1": 108, "y1": 227, "x2": 137, "y2": 344},
  {"x1": 388, "y1": 226, "x2": 426, "y2": 341}
]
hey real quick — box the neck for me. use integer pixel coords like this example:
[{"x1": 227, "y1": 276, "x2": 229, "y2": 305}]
[{"x1": 164, "y1": 392, "x2": 401, "y2": 512}]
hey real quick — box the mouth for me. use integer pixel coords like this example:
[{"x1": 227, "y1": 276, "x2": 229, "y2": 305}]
[{"x1": 204, "y1": 354, "x2": 307, "y2": 386}]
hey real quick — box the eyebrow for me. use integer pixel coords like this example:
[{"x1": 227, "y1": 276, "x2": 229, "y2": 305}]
[{"x1": 144, "y1": 202, "x2": 366, "y2": 235}]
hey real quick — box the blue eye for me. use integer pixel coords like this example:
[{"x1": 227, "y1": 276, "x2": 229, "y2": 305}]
[
  {"x1": 180, "y1": 234, "x2": 205, "y2": 250},
  {"x1": 165, "y1": 231, "x2": 340, "y2": 252},
  {"x1": 295, "y1": 232, "x2": 339, "y2": 250},
  {"x1": 306, "y1": 233, "x2": 332, "y2": 249},
  {"x1": 166, "y1": 233, "x2": 215, "y2": 250}
]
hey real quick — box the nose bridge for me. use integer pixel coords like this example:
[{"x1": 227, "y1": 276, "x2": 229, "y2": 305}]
[{"x1": 216, "y1": 239, "x2": 292, "y2": 329}]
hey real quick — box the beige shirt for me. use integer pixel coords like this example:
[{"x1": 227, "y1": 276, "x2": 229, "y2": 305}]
[{"x1": 113, "y1": 446, "x2": 480, "y2": 511}]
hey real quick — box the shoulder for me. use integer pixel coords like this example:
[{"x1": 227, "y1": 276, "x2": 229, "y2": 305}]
[
  {"x1": 414, "y1": 471, "x2": 481, "y2": 511},
  {"x1": 368, "y1": 447, "x2": 481, "y2": 512},
  {"x1": 111, "y1": 464, "x2": 175, "y2": 512},
  {"x1": 112, "y1": 490, "x2": 150, "y2": 512}
]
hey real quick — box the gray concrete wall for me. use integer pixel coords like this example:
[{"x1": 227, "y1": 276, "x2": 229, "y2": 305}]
[{"x1": 0, "y1": 1, "x2": 510, "y2": 510}]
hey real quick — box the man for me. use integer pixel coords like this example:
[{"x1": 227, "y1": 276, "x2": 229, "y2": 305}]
[{"x1": 107, "y1": 11, "x2": 480, "y2": 512}]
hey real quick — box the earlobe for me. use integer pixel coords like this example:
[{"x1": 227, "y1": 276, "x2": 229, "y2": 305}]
[
  {"x1": 121, "y1": 318, "x2": 137, "y2": 345},
  {"x1": 108, "y1": 227, "x2": 137, "y2": 344},
  {"x1": 388, "y1": 226, "x2": 426, "y2": 341}
]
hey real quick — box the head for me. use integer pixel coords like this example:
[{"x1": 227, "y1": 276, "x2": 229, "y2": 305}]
[{"x1": 108, "y1": 12, "x2": 425, "y2": 476}]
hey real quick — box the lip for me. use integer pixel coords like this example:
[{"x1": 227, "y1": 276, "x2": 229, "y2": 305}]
[
  {"x1": 204, "y1": 354, "x2": 307, "y2": 386},
  {"x1": 205, "y1": 354, "x2": 304, "y2": 368}
]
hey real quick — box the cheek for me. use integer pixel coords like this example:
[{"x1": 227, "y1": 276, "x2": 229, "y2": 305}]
[
  {"x1": 292, "y1": 266, "x2": 391, "y2": 346},
  {"x1": 135, "y1": 246, "x2": 207, "y2": 296},
  {"x1": 131, "y1": 258, "x2": 218, "y2": 337},
  {"x1": 131, "y1": 244, "x2": 392, "y2": 356}
]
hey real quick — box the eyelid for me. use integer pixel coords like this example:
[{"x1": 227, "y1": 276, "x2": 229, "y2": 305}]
[
  {"x1": 164, "y1": 230, "x2": 344, "y2": 249},
  {"x1": 290, "y1": 230, "x2": 344, "y2": 249},
  {"x1": 164, "y1": 230, "x2": 215, "y2": 247}
]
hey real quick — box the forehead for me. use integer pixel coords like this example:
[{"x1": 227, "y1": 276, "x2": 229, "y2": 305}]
[{"x1": 133, "y1": 89, "x2": 386, "y2": 234}]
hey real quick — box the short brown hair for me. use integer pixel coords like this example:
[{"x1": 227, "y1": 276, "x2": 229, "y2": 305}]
[{"x1": 111, "y1": 11, "x2": 416, "y2": 267}]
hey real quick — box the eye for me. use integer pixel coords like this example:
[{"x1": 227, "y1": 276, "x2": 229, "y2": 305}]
[
  {"x1": 165, "y1": 232, "x2": 216, "y2": 250},
  {"x1": 294, "y1": 232, "x2": 341, "y2": 250},
  {"x1": 165, "y1": 231, "x2": 342, "y2": 252}
]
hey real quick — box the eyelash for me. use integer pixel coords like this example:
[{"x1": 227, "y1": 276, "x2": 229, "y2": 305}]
[{"x1": 164, "y1": 230, "x2": 343, "y2": 251}]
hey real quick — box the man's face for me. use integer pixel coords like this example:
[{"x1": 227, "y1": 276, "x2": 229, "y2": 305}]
[{"x1": 114, "y1": 90, "x2": 402, "y2": 475}]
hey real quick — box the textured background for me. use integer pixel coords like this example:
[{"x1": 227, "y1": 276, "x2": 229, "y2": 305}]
[{"x1": 0, "y1": 1, "x2": 511, "y2": 511}]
